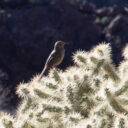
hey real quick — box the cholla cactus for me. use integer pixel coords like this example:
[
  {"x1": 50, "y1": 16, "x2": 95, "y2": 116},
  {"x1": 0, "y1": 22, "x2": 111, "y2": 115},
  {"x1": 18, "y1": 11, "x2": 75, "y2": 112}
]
[{"x1": 1, "y1": 42, "x2": 128, "y2": 128}]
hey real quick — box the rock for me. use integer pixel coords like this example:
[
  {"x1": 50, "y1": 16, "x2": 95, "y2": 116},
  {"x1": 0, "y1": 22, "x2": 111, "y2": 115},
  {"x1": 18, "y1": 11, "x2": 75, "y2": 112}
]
[
  {"x1": 124, "y1": 7, "x2": 128, "y2": 13},
  {"x1": 103, "y1": 14, "x2": 128, "y2": 63},
  {"x1": 96, "y1": 7, "x2": 112, "y2": 17},
  {"x1": 104, "y1": 15, "x2": 128, "y2": 36},
  {"x1": 79, "y1": 1, "x2": 96, "y2": 14},
  {"x1": 110, "y1": 5, "x2": 128, "y2": 16}
]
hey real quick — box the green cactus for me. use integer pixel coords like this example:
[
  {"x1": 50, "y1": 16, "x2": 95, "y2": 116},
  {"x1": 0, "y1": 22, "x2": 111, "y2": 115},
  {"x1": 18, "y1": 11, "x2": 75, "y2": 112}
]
[{"x1": 1, "y1": 42, "x2": 128, "y2": 128}]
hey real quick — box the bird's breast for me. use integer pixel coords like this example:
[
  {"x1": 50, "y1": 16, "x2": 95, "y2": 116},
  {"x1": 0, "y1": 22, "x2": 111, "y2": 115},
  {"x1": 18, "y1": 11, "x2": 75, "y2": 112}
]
[{"x1": 55, "y1": 49, "x2": 65, "y2": 66}]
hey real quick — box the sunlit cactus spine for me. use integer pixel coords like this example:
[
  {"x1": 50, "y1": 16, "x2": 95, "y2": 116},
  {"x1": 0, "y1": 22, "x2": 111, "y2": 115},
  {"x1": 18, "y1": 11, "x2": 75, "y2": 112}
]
[
  {"x1": 0, "y1": 112, "x2": 14, "y2": 128},
  {"x1": 1, "y1": 42, "x2": 128, "y2": 128}
]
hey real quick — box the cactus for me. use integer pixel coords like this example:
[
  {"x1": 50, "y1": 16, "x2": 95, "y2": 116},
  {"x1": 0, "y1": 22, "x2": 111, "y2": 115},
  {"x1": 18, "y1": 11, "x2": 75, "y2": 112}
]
[{"x1": 1, "y1": 42, "x2": 128, "y2": 128}]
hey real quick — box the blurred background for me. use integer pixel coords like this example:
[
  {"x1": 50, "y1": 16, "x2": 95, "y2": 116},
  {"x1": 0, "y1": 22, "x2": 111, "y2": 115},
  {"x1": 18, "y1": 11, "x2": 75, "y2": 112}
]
[{"x1": 0, "y1": 0, "x2": 128, "y2": 114}]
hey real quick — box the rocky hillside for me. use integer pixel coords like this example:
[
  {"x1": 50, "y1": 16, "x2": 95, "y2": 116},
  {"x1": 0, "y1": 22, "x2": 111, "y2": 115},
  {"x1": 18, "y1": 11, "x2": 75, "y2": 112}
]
[{"x1": 0, "y1": 0, "x2": 128, "y2": 114}]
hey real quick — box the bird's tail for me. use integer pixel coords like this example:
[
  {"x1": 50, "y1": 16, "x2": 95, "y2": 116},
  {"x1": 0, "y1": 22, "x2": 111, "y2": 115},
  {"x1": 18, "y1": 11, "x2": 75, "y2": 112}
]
[{"x1": 38, "y1": 66, "x2": 50, "y2": 81}]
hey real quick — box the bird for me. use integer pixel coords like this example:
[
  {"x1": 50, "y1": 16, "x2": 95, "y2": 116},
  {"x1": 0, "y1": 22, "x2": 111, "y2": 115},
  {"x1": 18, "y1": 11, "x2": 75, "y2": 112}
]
[{"x1": 38, "y1": 41, "x2": 66, "y2": 80}]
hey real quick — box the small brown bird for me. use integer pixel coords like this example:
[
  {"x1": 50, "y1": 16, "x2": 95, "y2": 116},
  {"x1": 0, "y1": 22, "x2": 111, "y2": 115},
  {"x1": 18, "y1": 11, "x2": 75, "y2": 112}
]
[{"x1": 38, "y1": 41, "x2": 66, "y2": 80}]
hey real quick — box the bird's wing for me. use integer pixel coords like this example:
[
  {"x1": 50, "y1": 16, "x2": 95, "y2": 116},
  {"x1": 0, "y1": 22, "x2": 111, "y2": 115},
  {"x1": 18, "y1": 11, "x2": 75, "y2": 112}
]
[{"x1": 45, "y1": 50, "x2": 57, "y2": 67}]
